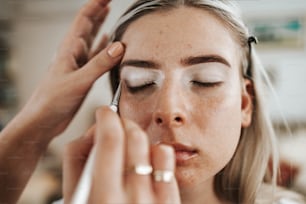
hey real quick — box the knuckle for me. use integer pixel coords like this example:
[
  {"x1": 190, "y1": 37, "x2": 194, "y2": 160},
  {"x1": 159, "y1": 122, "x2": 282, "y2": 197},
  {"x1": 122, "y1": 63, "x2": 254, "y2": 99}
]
[
  {"x1": 100, "y1": 129, "x2": 123, "y2": 149},
  {"x1": 95, "y1": 107, "x2": 124, "y2": 149},
  {"x1": 130, "y1": 192, "x2": 154, "y2": 204},
  {"x1": 63, "y1": 140, "x2": 79, "y2": 159},
  {"x1": 75, "y1": 36, "x2": 87, "y2": 48},
  {"x1": 95, "y1": 51, "x2": 114, "y2": 68},
  {"x1": 128, "y1": 127, "x2": 147, "y2": 145},
  {"x1": 124, "y1": 120, "x2": 147, "y2": 142},
  {"x1": 64, "y1": 140, "x2": 77, "y2": 153}
]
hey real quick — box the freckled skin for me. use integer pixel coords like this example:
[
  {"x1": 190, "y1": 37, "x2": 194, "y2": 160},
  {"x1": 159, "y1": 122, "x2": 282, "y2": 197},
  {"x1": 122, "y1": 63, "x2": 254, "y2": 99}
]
[{"x1": 119, "y1": 7, "x2": 252, "y2": 203}]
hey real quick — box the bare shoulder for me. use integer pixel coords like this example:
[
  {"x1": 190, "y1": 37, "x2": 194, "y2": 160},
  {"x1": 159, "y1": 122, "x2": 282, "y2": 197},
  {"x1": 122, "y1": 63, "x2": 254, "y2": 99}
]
[{"x1": 256, "y1": 183, "x2": 306, "y2": 204}]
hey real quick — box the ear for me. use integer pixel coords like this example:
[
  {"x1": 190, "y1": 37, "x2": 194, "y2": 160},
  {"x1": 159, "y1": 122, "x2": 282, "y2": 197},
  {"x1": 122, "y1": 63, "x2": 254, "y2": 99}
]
[{"x1": 241, "y1": 78, "x2": 254, "y2": 128}]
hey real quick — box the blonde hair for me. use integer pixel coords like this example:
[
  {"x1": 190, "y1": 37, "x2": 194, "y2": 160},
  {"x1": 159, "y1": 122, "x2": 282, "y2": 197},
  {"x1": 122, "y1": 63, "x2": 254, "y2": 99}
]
[{"x1": 109, "y1": 0, "x2": 279, "y2": 203}]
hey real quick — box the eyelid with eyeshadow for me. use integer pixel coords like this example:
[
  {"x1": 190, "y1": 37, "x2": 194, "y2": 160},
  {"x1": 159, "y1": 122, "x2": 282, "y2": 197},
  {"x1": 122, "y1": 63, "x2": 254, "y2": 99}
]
[
  {"x1": 183, "y1": 63, "x2": 229, "y2": 83},
  {"x1": 120, "y1": 67, "x2": 164, "y2": 87}
]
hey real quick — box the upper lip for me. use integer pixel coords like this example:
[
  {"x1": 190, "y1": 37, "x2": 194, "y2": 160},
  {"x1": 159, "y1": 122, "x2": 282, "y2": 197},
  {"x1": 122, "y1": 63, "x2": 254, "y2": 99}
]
[{"x1": 167, "y1": 143, "x2": 198, "y2": 153}]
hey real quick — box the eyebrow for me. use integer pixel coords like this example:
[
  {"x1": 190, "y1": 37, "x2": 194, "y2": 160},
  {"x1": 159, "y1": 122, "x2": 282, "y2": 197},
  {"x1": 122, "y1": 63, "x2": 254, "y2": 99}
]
[
  {"x1": 120, "y1": 54, "x2": 230, "y2": 69},
  {"x1": 181, "y1": 55, "x2": 231, "y2": 67},
  {"x1": 120, "y1": 60, "x2": 160, "y2": 69}
]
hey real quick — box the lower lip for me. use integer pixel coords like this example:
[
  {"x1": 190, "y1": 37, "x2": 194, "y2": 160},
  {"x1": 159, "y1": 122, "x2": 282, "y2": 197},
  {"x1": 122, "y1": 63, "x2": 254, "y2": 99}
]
[{"x1": 175, "y1": 150, "x2": 197, "y2": 165}]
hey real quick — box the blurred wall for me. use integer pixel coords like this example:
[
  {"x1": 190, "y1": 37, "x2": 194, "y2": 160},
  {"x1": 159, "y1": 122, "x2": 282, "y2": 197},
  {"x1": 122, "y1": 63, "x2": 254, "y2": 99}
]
[{"x1": 239, "y1": 0, "x2": 306, "y2": 123}]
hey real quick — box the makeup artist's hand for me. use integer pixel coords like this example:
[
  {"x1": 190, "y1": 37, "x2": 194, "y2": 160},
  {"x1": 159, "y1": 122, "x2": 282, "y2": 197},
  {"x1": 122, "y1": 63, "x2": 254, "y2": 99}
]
[
  {"x1": 0, "y1": 1, "x2": 124, "y2": 203},
  {"x1": 63, "y1": 107, "x2": 181, "y2": 204},
  {"x1": 20, "y1": 0, "x2": 124, "y2": 139}
]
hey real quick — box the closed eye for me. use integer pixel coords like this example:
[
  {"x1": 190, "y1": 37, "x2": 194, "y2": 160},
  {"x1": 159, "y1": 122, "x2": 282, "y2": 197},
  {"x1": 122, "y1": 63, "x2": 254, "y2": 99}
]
[
  {"x1": 127, "y1": 81, "x2": 156, "y2": 93},
  {"x1": 191, "y1": 81, "x2": 223, "y2": 88}
]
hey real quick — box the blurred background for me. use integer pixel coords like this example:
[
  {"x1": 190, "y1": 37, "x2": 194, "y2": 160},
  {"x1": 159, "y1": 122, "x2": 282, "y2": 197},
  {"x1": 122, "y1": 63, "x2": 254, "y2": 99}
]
[{"x1": 0, "y1": 0, "x2": 306, "y2": 203}]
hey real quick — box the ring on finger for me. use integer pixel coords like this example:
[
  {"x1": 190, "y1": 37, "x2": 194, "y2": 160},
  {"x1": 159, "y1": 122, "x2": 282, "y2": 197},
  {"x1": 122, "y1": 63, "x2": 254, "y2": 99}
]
[
  {"x1": 132, "y1": 164, "x2": 153, "y2": 176},
  {"x1": 153, "y1": 170, "x2": 174, "y2": 183}
]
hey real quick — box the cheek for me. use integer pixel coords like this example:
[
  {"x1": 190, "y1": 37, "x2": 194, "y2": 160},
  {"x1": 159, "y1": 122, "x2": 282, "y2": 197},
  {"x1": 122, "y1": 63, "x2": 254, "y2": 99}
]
[
  {"x1": 173, "y1": 95, "x2": 243, "y2": 188},
  {"x1": 194, "y1": 91, "x2": 242, "y2": 167},
  {"x1": 119, "y1": 93, "x2": 154, "y2": 129},
  {"x1": 200, "y1": 88, "x2": 242, "y2": 139}
]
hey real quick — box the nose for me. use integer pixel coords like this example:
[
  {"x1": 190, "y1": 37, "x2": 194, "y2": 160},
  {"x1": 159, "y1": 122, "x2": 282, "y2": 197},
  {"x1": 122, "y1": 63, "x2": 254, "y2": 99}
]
[
  {"x1": 152, "y1": 84, "x2": 187, "y2": 127},
  {"x1": 154, "y1": 112, "x2": 185, "y2": 127}
]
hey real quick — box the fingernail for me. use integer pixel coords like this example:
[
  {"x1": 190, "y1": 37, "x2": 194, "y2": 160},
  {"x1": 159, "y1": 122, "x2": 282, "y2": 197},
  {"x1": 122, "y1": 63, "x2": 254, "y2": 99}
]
[
  {"x1": 158, "y1": 144, "x2": 175, "y2": 155},
  {"x1": 107, "y1": 42, "x2": 124, "y2": 58}
]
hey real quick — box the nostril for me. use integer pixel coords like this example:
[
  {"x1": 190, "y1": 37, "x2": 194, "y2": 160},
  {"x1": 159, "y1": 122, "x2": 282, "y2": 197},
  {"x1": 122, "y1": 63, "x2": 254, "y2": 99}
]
[
  {"x1": 174, "y1": 117, "x2": 183, "y2": 123},
  {"x1": 156, "y1": 118, "x2": 163, "y2": 124},
  {"x1": 154, "y1": 115, "x2": 184, "y2": 126}
]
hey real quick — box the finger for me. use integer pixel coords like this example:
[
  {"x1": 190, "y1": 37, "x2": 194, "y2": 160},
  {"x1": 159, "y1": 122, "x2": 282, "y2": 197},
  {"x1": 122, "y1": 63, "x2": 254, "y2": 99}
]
[
  {"x1": 123, "y1": 119, "x2": 154, "y2": 202},
  {"x1": 90, "y1": 106, "x2": 125, "y2": 203},
  {"x1": 151, "y1": 145, "x2": 180, "y2": 204},
  {"x1": 75, "y1": 41, "x2": 124, "y2": 84},
  {"x1": 89, "y1": 34, "x2": 109, "y2": 59},
  {"x1": 63, "y1": 125, "x2": 95, "y2": 204},
  {"x1": 63, "y1": 6, "x2": 110, "y2": 68},
  {"x1": 89, "y1": 7, "x2": 110, "y2": 44},
  {"x1": 56, "y1": 0, "x2": 111, "y2": 71},
  {"x1": 66, "y1": 0, "x2": 110, "y2": 47}
]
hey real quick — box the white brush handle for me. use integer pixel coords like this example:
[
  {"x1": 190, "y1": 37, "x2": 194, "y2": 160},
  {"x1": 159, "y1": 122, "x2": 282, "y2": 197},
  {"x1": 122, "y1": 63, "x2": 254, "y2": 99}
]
[
  {"x1": 71, "y1": 146, "x2": 97, "y2": 204},
  {"x1": 71, "y1": 83, "x2": 121, "y2": 203}
]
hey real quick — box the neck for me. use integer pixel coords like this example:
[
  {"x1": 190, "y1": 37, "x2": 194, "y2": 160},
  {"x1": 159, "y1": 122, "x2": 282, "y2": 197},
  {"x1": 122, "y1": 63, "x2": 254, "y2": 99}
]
[{"x1": 179, "y1": 177, "x2": 227, "y2": 204}]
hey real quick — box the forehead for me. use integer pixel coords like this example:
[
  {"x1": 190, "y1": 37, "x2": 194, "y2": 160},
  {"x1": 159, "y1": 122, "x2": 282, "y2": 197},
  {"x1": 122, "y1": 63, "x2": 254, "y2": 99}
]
[{"x1": 121, "y1": 6, "x2": 240, "y2": 68}]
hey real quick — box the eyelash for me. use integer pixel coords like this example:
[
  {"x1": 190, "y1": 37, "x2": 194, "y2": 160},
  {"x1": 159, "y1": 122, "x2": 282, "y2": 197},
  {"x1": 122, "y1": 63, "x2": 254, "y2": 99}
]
[
  {"x1": 191, "y1": 81, "x2": 223, "y2": 88},
  {"x1": 126, "y1": 80, "x2": 221, "y2": 94},
  {"x1": 127, "y1": 82, "x2": 156, "y2": 93}
]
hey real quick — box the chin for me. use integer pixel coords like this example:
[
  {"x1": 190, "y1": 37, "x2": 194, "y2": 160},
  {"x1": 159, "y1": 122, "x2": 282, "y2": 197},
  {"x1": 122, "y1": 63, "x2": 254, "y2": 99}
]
[
  {"x1": 175, "y1": 165, "x2": 217, "y2": 192},
  {"x1": 175, "y1": 166, "x2": 203, "y2": 188}
]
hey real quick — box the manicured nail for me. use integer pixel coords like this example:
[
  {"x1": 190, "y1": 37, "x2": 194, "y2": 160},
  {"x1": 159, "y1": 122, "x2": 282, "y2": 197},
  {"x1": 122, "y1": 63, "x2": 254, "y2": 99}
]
[{"x1": 107, "y1": 42, "x2": 124, "y2": 58}]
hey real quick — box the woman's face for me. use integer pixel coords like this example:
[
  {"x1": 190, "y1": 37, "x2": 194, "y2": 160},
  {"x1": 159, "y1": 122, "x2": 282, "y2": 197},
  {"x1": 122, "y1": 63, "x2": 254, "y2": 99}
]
[{"x1": 119, "y1": 7, "x2": 252, "y2": 191}]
